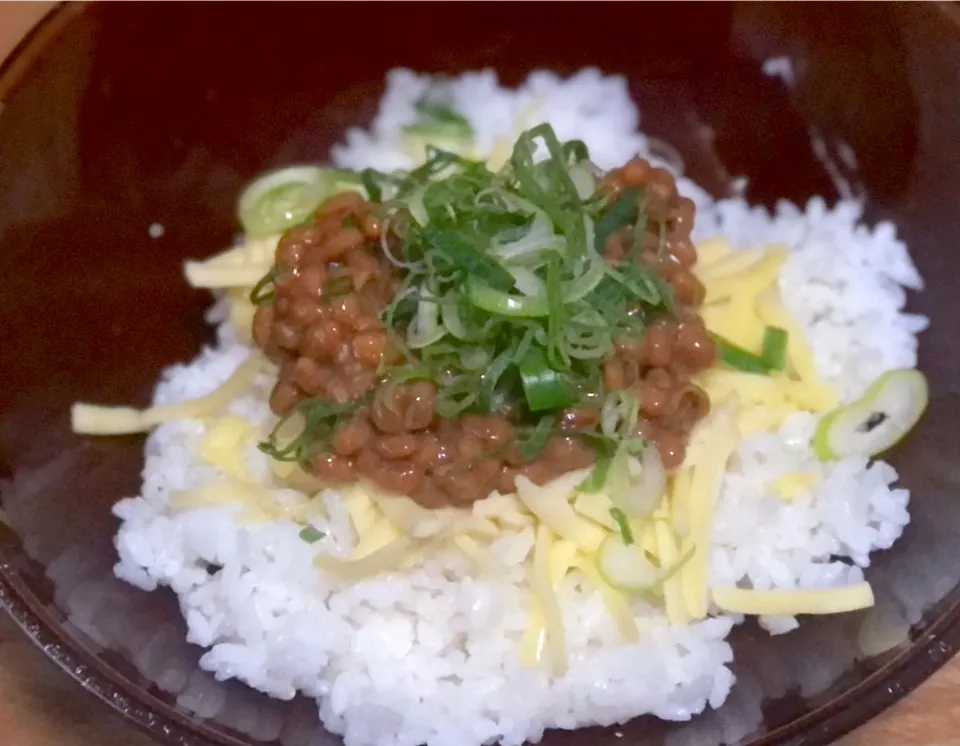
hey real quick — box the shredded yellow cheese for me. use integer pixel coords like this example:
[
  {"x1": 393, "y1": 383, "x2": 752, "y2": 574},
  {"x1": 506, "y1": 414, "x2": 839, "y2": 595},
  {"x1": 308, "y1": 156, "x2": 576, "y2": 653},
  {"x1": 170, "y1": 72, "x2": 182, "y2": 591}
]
[
  {"x1": 680, "y1": 400, "x2": 740, "y2": 620},
  {"x1": 698, "y1": 249, "x2": 768, "y2": 285},
  {"x1": 702, "y1": 246, "x2": 787, "y2": 306},
  {"x1": 472, "y1": 492, "x2": 535, "y2": 529},
  {"x1": 353, "y1": 517, "x2": 403, "y2": 559},
  {"x1": 169, "y1": 480, "x2": 305, "y2": 524},
  {"x1": 654, "y1": 510, "x2": 689, "y2": 627},
  {"x1": 524, "y1": 525, "x2": 568, "y2": 676},
  {"x1": 314, "y1": 535, "x2": 443, "y2": 581},
  {"x1": 669, "y1": 469, "x2": 694, "y2": 539},
  {"x1": 71, "y1": 357, "x2": 262, "y2": 435},
  {"x1": 344, "y1": 488, "x2": 380, "y2": 537},
  {"x1": 693, "y1": 237, "x2": 733, "y2": 266},
  {"x1": 454, "y1": 535, "x2": 501, "y2": 573},
  {"x1": 184, "y1": 262, "x2": 272, "y2": 290},
  {"x1": 571, "y1": 492, "x2": 616, "y2": 529},
  {"x1": 515, "y1": 472, "x2": 606, "y2": 552},
  {"x1": 713, "y1": 583, "x2": 875, "y2": 616},
  {"x1": 182, "y1": 237, "x2": 279, "y2": 290}
]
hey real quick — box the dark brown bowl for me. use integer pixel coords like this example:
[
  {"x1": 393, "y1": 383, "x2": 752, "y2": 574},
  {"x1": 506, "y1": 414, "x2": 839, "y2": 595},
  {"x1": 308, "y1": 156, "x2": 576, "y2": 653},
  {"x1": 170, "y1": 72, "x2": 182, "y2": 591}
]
[{"x1": 3, "y1": 3, "x2": 960, "y2": 745}]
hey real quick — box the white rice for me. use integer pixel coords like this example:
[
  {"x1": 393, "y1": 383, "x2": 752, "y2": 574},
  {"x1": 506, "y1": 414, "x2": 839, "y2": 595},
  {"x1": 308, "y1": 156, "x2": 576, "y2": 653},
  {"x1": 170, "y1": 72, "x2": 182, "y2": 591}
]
[{"x1": 112, "y1": 68, "x2": 927, "y2": 746}]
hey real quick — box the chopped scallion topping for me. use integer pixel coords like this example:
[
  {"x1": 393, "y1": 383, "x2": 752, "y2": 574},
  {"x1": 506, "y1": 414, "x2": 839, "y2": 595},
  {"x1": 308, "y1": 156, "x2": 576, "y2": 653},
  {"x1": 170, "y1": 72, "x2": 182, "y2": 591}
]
[
  {"x1": 609, "y1": 507, "x2": 634, "y2": 545},
  {"x1": 761, "y1": 326, "x2": 789, "y2": 371},
  {"x1": 251, "y1": 124, "x2": 687, "y2": 471},
  {"x1": 298, "y1": 526, "x2": 325, "y2": 544},
  {"x1": 712, "y1": 334, "x2": 771, "y2": 375}
]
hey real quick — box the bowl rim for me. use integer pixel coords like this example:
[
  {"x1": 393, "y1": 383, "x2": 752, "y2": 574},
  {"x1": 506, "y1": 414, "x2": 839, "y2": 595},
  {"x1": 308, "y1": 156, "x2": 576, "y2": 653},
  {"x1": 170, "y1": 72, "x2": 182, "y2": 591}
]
[{"x1": 2, "y1": 3, "x2": 960, "y2": 745}]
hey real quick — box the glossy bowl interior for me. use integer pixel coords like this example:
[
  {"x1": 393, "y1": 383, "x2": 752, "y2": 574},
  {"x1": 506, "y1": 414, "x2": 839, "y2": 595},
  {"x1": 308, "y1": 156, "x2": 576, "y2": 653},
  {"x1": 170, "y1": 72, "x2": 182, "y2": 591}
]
[{"x1": 3, "y1": 3, "x2": 960, "y2": 745}]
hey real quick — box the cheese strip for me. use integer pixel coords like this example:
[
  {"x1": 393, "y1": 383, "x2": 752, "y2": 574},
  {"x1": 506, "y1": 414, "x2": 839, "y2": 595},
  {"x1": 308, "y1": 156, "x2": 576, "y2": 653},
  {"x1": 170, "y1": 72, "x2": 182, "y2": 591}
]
[
  {"x1": 353, "y1": 517, "x2": 403, "y2": 559},
  {"x1": 693, "y1": 237, "x2": 732, "y2": 266},
  {"x1": 71, "y1": 357, "x2": 261, "y2": 435},
  {"x1": 697, "y1": 248, "x2": 767, "y2": 284},
  {"x1": 681, "y1": 401, "x2": 740, "y2": 620},
  {"x1": 523, "y1": 526, "x2": 568, "y2": 676},
  {"x1": 654, "y1": 514, "x2": 688, "y2": 627},
  {"x1": 713, "y1": 583, "x2": 875, "y2": 615},
  {"x1": 184, "y1": 261, "x2": 272, "y2": 289},
  {"x1": 314, "y1": 535, "x2": 445, "y2": 581},
  {"x1": 516, "y1": 472, "x2": 606, "y2": 552},
  {"x1": 703, "y1": 246, "x2": 787, "y2": 305},
  {"x1": 182, "y1": 236, "x2": 280, "y2": 289}
]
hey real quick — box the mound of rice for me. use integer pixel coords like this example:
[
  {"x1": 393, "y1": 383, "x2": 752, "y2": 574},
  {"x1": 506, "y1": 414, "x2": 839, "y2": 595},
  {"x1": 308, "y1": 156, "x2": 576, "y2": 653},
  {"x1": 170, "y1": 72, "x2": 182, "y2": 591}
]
[{"x1": 111, "y1": 68, "x2": 928, "y2": 746}]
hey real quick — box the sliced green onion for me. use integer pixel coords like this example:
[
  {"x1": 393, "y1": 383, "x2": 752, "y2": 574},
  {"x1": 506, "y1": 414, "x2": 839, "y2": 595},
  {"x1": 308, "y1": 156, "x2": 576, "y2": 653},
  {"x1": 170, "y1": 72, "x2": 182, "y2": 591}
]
[
  {"x1": 249, "y1": 267, "x2": 281, "y2": 305},
  {"x1": 712, "y1": 334, "x2": 770, "y2": 374},
  {"x1": 596, "y1": 533, "x2": 658, "y2": 591},
  {"x1": 459, "y1": 347, "x2": 491, "y2": 371},
  {"x1": 407, "y1": 290, "x2": 446, "y2": 349},
  {"x1": 508, "y1": 266, "x2": 547, "y2": 297},
  {"x1": 568, "y1": 163, "x2": 596, "y2": 200},
  {"x1": 594, "y1": 187, "x2": 640, "y2": 252},
  {"x1": 545, "y1": 255, "x2": 567, "y2": 368},
  {"x1": 600, "y1": 390, "x2": 639, "y2": 440},
  {"x1": 405, "y1": 189, "x2": 430, "y2": 226},
  {"x1": 403, "y1": 100, "x2": 473, "y2": 139},
  {"x1": 518, "y1": 347, "x2": 576, "y2": 412},
  {"x1": 813, "y1": 368, "x2": 928, "y2": 461},
  {"x1": 519, "y1": 415, "x2": 556, "y2": 461},
  {"x1": 563, "y1": 254, "x2": 607, "y2": 302},
  {"x1": 423, "y1": 224, "x2": 515, "y2": 290},
  {"x1": 494, "y1": 213, "x2": 564, "y2": 263},
  {"x1": 299, "y1": 526, "x2": 325, "y2": 544},
  {"x1": 609, "y1": 507, "x2": 634, "y2": 545},
  {"x1": 596, "y1": 531, "x2": 694, "y2": 593},
  {"x1": 578, "y1": 456, "x2": 613, "y2": 493},
  {"x1": 480, "y1": 348, "x2": 515, "y2": 405},
  {"x1": 361, "y1": 168, "x2": 383, "y2": 202},
  {"x1": 562, "y1": 139, "x2": 590, "y2": 165},
  {"x1": 238, "y1": 166, "x2": 330, "y2": 238},
  {"x1": 467, "y1": 278, "x2": 549, "y2": 318},
  {"x1": 440, "y1": 297, "x2": 469, "y2": 339},
  {"x1": 761, "y1": 326, "x2": 789, "y2": 371},
  {"x1": 625, "y1": 446, "x2": 667, "y2": 517},
  {"x1": 258, "y1": 397, "x2": 366, "y2": 465}
]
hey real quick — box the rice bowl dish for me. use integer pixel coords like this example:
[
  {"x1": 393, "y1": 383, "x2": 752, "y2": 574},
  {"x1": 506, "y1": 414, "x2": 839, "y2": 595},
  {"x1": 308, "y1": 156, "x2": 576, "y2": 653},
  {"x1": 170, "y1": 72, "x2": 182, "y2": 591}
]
[{"x1": 70, "y1": 68, "x2": 929, "y2": 746}]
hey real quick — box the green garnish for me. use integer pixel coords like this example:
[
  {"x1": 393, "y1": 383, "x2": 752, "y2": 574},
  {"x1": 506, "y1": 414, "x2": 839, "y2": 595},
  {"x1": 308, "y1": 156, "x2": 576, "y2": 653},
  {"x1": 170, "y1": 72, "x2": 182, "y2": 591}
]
[
  {"x1": 594, "y1": 187, "x2": 641, "y2": 252},
  {"x1": 298, "y1": 526, "x2": 325, "y2": 544},
  {"x1": 578, "y1": 456, "x2": 613, "y2": 492},
  {"x1": 518, "y1": 415, "x2": 556, "y2": 461},
  {"x1": 404, "y1": 100, "x2": 473, "y2": 139},
  {"x1": 252, "y1": 124, "x2": 679, "y2": 470},
  {"x1": 712, "y1": 334, "x2": 771, "y2": 375},
  {"x1": 361, "y1": 168, "x2": 383, "y2": 202},
  {"x1": 562, "y1": 139, "x2": 590, "y2": 165},
  {"x1": 518, "y1": 347, "x2": 576, "y2": 412},
  {"x1": 250, "y1": 266, "x2": 281, "y2": 306},
  {"x1": 368, "y1": 128, "x2": 667, "y2": 423},
  {"x1": 609, "y1": 507, "x2": 634, "y2": 545},
  {"x1": 713, "y1": 327, "x2": 790, "y2": 375},
  {"x1": 258, "y1": 397, "x2": 366, "y2": 463},
  {"x1": 760, "y1": 326, "x2": 789, "y2": 371},
  {"x1": 238, "y1": 165, "x2": 367, "y2": 238}
]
